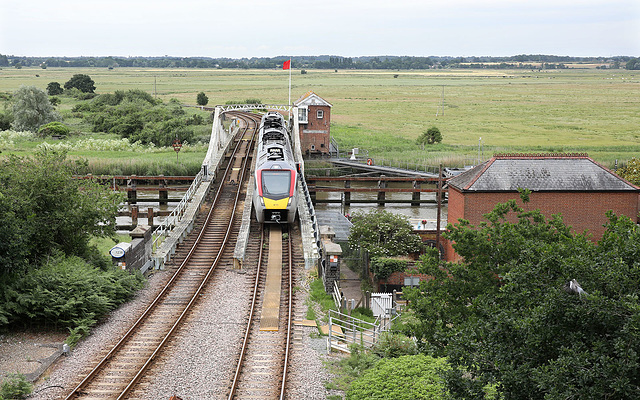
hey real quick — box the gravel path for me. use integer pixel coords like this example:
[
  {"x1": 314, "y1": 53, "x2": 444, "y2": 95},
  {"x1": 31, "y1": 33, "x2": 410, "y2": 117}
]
[{"x1": 23, "y1": 265, "x2": 344, "y2": 400}]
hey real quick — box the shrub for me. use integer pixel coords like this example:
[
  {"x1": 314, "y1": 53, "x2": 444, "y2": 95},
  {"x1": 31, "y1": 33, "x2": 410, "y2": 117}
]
[
  {"x1": 0, "y1": 374, "x2": 32, "y2": 399},
  {"x1": 37, "y1": 121, "x2": 70, "y2": 137},
  {"x1": 346, "y1": 354, "x2": 449, "y2": 400},
  {"x1": 370, "y1": 257, "x2": 408, "y2": 280},
  {"x1": 0, "y1": 255, "x2": 145, "y2": 330},
  {"x1": 372, "y1": 332, "x2": 418, "y2": 358}
]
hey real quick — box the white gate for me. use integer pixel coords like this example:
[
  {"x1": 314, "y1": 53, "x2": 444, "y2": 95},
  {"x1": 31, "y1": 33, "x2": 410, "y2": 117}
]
[{"x1": 370, "y1": 293, "x2": 393, "y2": 317}]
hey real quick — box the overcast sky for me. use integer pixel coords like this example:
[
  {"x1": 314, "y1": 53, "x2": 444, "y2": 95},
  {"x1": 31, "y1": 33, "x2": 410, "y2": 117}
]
[{"x1": 1, "y1": 0, "x2": 638, "y2": 58}]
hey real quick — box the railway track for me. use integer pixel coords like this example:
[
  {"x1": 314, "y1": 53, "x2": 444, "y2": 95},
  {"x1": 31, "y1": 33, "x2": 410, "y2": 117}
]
[
  {"x1": 64, "y1": 112, "x2": 260, "y2": 400},
  {"x1": 228, "y1": 222, "x2": 295, "y2": 400}
]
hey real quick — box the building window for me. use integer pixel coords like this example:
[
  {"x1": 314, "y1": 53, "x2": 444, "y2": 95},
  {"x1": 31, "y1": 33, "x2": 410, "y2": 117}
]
[
  {"x1": 298, "y1": 107, "x2": 308, "y2": 124},
  {"x1": 317, "y1": 109, "x2": 324, "y2": 119}
]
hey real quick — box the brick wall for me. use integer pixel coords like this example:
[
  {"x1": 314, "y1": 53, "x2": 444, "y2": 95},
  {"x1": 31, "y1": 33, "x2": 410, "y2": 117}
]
[
  {"x1": 445, "y1": 189, "x2": 639, "y2": 261},
  {"x1": 300, "y1": 105, "x2": 330, "y2": 154}
]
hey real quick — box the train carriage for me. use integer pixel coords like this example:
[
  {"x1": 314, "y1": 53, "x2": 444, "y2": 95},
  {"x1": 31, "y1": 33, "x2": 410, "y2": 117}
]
[{"x1": 252, "y1": 112, "x2": 298, "y2": 224}]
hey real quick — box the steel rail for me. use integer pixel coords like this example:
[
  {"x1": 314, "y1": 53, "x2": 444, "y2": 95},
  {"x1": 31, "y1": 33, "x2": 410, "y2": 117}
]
[
  {"x1": 117, "y1": 112, "x2": 258, "y2": 399},
  {"x1": 65, "y1": 113, "x2": 258, "y2": 400},
  {"x1": 279, "y1": 229, "x2": 293, "y2": 400},
  {"x1": 227, "y1": 225, "x2": 266, "y2": 400}
]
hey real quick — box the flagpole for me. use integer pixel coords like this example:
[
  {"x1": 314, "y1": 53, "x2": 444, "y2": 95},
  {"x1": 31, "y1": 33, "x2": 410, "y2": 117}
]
[{"x1": 288, "y1": 59, "x2": 292, "y2": 105}]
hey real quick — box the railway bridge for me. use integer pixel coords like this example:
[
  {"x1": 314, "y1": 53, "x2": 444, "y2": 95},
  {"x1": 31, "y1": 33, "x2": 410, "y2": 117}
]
[{"x1": 153, "y1": 103, "x2": 320, "y2": 272}]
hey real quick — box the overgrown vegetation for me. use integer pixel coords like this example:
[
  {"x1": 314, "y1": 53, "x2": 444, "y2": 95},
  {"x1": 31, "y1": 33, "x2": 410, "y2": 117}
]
[
  {"x1": 400, "y1": 193, "x2": 640, "y2": 399},
  {"x1": 346, "y1": 354, "x2": 449, "y2": 400},
  {"x1": 0, "y1": 148, "x2": 143, "y2": 343},
  {"x1": 0, "y1": 373, "x2": 32, "y2": 400},
  {"x1": 71, "y1": 89, "x2": 209, "y2": 147},
  {"x1": 369, "y1": 257, "x2": 408, "y2": 280},
  {"x1": 0, "y1": 255, "x2": 144, "y2": 334}
]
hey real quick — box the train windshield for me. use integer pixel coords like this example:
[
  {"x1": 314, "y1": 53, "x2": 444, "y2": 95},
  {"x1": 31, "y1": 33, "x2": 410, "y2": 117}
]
[{"x1": 261, "y1": 170, "x2": 291, "y2": 198}]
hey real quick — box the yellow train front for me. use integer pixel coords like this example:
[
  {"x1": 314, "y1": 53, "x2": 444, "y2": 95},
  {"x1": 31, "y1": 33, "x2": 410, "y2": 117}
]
[
  {"x1": 253, "y1": 161, "x2": 298, "y2": 224},
  {"x1": 252, "y1": 111, "x2": 298, "y2": 225}
]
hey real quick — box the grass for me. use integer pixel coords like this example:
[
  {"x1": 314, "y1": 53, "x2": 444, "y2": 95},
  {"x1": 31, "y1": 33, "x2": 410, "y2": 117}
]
[{"x1": 1, "y1": 67, "x2": 639, "y2": 168}]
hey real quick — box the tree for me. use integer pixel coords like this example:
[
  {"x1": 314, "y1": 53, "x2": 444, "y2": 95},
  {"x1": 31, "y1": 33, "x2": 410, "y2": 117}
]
[
  {"x1": 196, "y1": 91, "x2": 209, "y2": 106},
  {"x1": 625, "y1": 58, "x2": 640, "y2": 70},
  {"x1": 0, "y1": 105, "x2": 13, "y2": 131},
  {"x1": 47, "y1": 81, "x2": 64, "y2": 95},
  {"x1": 616, "y1": 157, "x2": 640, "y2": 185},
  {"x1": 0, "y1": 148, "x2": 123, "y2": 274},
  {"x1": 416, "y1": 127, "x2": 442, "y2": 148},
  {"x1": 64, "y1": 73, "x2": 96, "y2": 93},
  {"x1": 348, "y1": 210, "x2": 423, "y2": 258},
  {"x1": 403, "y1": 195, "x2": 640, "y2": 399},
  {"x1": 11, "y1": 85, "x2": 60, "y2": 132}
]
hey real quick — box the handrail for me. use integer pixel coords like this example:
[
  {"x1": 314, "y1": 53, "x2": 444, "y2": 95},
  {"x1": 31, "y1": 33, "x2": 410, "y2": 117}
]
[{"x1": 152, "y1": 169, "x2": 203, "y2": 251}]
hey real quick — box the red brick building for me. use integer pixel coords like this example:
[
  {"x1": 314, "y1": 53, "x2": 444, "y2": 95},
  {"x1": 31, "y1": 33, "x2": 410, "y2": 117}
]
[
  {"x1": 294, "y1": 91, "x2": 332, "y2": 156},
  {"x1": 445, "y1": 153, "x2": 640, "y2": 261}
]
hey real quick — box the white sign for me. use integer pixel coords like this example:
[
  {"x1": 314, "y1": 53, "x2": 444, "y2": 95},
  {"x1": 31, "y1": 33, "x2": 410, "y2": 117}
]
[{"x1": 109, "y1": 246, "x2": 126, "y2": 258}]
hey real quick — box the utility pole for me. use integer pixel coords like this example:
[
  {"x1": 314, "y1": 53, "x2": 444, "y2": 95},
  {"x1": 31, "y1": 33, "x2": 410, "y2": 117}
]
[{"x1": 435, "y1": 163, "x2": 442, "y2": 258}]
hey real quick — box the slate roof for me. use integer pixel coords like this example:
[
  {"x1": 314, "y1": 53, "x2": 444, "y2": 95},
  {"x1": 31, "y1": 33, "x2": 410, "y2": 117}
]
[{"x1": 448, "y1": 154, "x2": 639, "y2": 192}]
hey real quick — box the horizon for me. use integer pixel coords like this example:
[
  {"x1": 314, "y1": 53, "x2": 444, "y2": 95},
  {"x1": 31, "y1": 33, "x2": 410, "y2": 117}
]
[{"x1": 3, "y1": 53, "x2": 636, "y2": 60}]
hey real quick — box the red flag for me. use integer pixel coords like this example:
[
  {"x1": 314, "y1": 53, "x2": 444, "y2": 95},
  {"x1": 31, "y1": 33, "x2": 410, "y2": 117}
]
[{"x1": 283, "y1": 59, "x2": 291, "y2": 70}]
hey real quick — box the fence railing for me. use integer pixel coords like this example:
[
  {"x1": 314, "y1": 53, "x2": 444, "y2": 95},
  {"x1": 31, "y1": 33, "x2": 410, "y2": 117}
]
[
  {"x1": 151, "y1": 169, "x2": 203, "y2": 251},
  {"x1": 327, "y1": 309, "x2": 399, "y2": 353}
]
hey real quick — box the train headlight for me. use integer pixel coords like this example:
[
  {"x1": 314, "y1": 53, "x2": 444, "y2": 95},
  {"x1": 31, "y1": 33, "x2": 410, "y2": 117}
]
[
  {"x1": 260, "y1": 197, "x2": 265, "y2": 206},
  {"x1": 287, "y1": 197, "x2": 292, "y2": 206}
]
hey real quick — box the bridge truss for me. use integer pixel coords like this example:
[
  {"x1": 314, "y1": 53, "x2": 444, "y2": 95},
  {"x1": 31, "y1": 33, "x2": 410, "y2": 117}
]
[{"x1": 218, "y1": 104, "x2": 293, "y2": 113}]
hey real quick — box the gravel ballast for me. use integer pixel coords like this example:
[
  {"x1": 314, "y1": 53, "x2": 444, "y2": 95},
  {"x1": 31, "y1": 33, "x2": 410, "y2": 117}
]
[{"x1": 24, "y1": 266, "x2": 344, "y2": 399}]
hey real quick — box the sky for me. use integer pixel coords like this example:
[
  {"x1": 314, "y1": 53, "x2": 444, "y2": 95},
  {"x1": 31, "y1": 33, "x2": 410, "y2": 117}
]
[{"x1": 1, "y1": 0, "x2": 639, "y2": 58}]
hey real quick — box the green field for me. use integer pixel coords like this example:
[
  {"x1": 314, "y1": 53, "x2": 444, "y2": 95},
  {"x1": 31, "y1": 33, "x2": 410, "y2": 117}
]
[{"x1": 1, "y1": 67, "x2": 639, "y2": 169}]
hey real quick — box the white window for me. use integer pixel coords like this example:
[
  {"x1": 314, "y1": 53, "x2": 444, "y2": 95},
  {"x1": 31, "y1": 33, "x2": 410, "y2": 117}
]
[
  {"x1": 298, "y1": 107, "x2": 308, "y2": 124},
  {"x1": 317, "y1": 109, "x2": 324, "y2": 119}
]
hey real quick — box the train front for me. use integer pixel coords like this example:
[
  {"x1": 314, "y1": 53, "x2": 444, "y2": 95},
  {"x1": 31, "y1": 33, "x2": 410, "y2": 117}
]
[{"x1": 254, "y1": 162, "x2": 298, "y2": 224}]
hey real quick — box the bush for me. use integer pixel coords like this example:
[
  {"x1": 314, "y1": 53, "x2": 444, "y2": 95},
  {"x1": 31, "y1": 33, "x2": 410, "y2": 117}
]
[
  {"x1": 0, "y1": 255, "x2": 145, "y2": 330},
  {"x1": 370, "y1": 257, "x2": 408, "y2": 280},
  {"x1": 37, "y1": 121, "x2": 70, "y2": 137},
  {"x1": 73, "y1": 90, "x2": 202, "y2": 147},
  {"x1": 346, "y1": 354, "x2": 449, "y2": 400},
  {"x1": 372, "y1": 332, "x2": 418, "y2": 358},
  {"x1": 0, "y1": 373, "x2": 32, "y2": 399}
]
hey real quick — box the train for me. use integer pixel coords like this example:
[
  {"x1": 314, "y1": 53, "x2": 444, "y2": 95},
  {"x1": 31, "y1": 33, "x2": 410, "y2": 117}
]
[{"x1": 252, "y1": 111, "x2": 299, "y2": 224}]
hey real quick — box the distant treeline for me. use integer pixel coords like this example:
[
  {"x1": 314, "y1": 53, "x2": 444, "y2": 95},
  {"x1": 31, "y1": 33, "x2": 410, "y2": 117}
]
[{"x1": 1, "y1": 54, "x2": 638, "y2": 70}]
